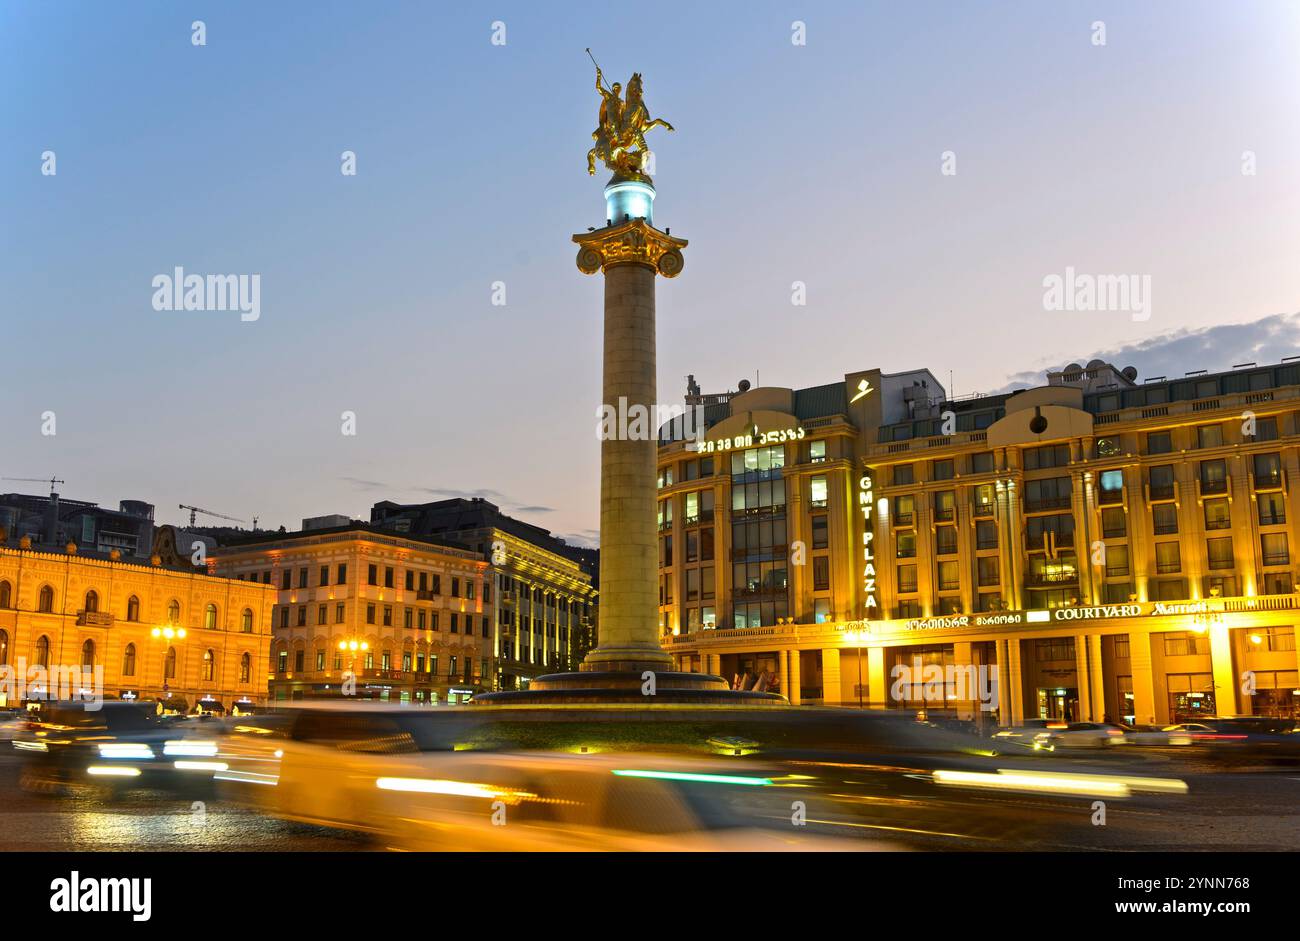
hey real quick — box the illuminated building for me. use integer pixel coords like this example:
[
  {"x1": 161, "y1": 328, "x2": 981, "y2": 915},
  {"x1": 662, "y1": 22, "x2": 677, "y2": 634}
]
[
  {"x1": 0, "y1": 532, "x2": 274, "y2": 712},
  {"x1": 210, "y1": 523, "x2": 494, "y2": 704},
  {"x1": 660, "y1": 359, "x2": 1300, "y2": 724},
  {"x1": 369, "y1": 498, "x2": 598, "y2": 690}
]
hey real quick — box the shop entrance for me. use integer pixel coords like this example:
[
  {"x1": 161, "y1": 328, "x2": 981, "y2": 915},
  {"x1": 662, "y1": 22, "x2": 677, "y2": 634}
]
[{"x1": 1035, "y1": 687, "x2": 1079, "y2": 721}]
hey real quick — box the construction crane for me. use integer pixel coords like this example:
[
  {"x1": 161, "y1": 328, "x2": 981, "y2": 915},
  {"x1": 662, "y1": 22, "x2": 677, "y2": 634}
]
[
  {"x1": 2, "y1": 476, "x2": 65, "y2": 496},
  {"x1": 178, "y1": 504, "x2": 246, "y2": 527}
]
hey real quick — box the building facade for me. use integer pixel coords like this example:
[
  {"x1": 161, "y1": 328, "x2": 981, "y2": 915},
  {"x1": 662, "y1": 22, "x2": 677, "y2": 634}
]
[
  {"x1": 369, "y1": 498, "x2": 598, "y2": 689},
  {"x1": 660, "y1": 359, "x2": 1300, "y2": 725},
  {"x1": 0, "y1": 537, "x2": 275, "y2": 712},
  {"x1": 210, "y1": 525, "x2": 493, "y2": 704}
]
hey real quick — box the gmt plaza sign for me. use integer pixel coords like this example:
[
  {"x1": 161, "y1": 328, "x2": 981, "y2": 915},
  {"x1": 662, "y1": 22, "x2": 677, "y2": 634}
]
[{"x1": 859, "y1": 468, "x2": 878, "y2": 615}]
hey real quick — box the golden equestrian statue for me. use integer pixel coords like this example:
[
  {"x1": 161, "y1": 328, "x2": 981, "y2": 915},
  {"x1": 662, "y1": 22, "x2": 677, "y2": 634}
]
[{"x1": 586, "y1": 51, "x2": 674, "y2": 181}]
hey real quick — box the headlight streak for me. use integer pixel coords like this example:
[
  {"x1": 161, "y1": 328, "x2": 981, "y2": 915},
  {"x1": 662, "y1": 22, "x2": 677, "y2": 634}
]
[
  {"x1": 931, "y1": 768, "x2": 1188, "y2": 798},
  {"x1": 610, "y1": 769, "x2": 773, "y2": 786}
]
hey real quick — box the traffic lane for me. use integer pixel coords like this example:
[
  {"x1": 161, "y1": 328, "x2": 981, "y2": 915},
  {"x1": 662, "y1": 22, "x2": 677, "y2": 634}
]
[{"x1": 0, "y1": 755, "x2": 367, "y2": 851}]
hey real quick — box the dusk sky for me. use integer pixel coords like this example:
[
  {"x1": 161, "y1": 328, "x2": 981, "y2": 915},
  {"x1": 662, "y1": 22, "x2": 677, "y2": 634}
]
[{"x1": 3, "y1": 1, "x2": 1298, "y2": 543}]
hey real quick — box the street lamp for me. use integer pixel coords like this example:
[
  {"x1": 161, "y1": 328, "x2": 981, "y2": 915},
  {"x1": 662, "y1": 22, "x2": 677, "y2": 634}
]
[{"x1": 337, "y1": 639, "x2": 370, "y2": 675}]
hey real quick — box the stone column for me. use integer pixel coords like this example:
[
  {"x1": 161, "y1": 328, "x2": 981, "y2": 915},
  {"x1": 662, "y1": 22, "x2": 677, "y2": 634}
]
[
  {"x1": 573, "y1": 217, "x2": 686, "y2": 674},
  {"x1": 1073, "y1": 633, "x2": 1092, "y2": 721},
  {"x1": 822, "y1": 647, "x2": 842, "y2": 705},
  {"x1": 1128, "y1": 630, "x2": 1159, "y2": 725},
  {"x1": 1088, "y1": 634, "x2": 1106, "y2": 721},
  {"x1": 787, "y1": 648, "x2": 802, "y2": 705}
]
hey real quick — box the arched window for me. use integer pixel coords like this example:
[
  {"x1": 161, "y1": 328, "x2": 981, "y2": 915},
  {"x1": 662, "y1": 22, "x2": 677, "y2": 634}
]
[
  {"x1": 202, "y1": 649, "x2": 215, "y2": 681},
  {"x1": 241, "y1": 608, "x2": 253, "y2": 633},
  {"x1": 81, "y1": 639, "x2": 95, "y2": 667},
  {"x1": 35, "y1": 635, "x2": 50, "y2": 668},
  {"x1": 122, "y1": 643, "x2": 136, "y2": 677},
  {"x1": 38, "y1": 586, "x2": 54, "y2": 613},
  {"x1": 164, "y1": 647, "x2": 177, "y2": 679},
  {"x1": 166, "y1": 600, "x2": 180, "y2": 625},
  {"x1": 0, "y1": 629, "x2": 8, "y2": 666},
  {"x1": 0, "y1": 581, "x2": 11, "y2": 608},
  {"x1": 84, "y1": 590, "x2": 98, "y2": 614},
  {"x1": 126, "y1": 595, "x2": 140, "y2": 622},
  {"x1": 204, "y1": 604, "x2": 218, "y2": 630},
  {"x1": 239, "y1": 652, "x2": 251, "y2": 683}
]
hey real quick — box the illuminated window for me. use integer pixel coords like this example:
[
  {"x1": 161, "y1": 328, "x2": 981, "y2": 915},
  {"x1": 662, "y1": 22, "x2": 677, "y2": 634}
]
[
  {"x1": 122, "y1": 643, "x2": 135, "y2": 677},
  {"x1": 1197, "y1": 424, "x2": 1223, "y2": 449},
  {"x1": 241, "y1": 608, "x2": 254, "y2": 633},
  {"x1": 205, "y1": 603, "x2": 218, "y2": 630},
  {"x1": 38, "y1": 586, "x2": 55, "y2": 613},
  {"x1": 810, "y1": 475, "x2": 828, "y2": 507},
  {"x1": 202, "y1": 649, "x2": 215, "y2": 681}
]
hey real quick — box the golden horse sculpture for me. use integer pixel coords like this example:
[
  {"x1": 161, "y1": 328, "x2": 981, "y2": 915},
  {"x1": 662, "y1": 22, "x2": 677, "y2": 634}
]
[{"x1": 586, "y1": 68, "x2": 674, "y2": 181}]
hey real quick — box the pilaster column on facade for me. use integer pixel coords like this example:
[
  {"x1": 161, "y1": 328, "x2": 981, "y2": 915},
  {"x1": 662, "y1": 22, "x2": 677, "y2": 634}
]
[
  {"x1": 867, "y1": 645, "x2": 887, "y2": 708},
  {"x1": 1282, "y1": 450, "x2": 1300, "y2": 560},
  {"x1": 1228, "y1": 455, "x2": 1257, "y2": 597},
  {"x1": 787, "y1": 646, "x2": 802, "y2": 705},
  {"x1": 1209, "y1": 623, "x2": 1238, "y2": 717},
  {"x1": 916, "y1": 493, "x2": 936, "y2": 616},
  {"x1": 821, "y1": 647, "x2": 842, "y2": 705},
  {"x1": 829, "y1": 467, "x2": 854, "y2": 621},
  {"x1": 1088, "y1": 634, "x2": 1106, "y2": 721},
  {"x1": 953, "y1": 491, "x2": 974, "y2": 615},
  {"x1": 779, "y1": 649, "x2": 791, "y2": 701},
  {"x1": 669, "y1": 493, "x2": 684, "y2": 636},
  {"x1": 706, "y1": 652, "x2": 720, "y2": 677},
  {"x1": 788, "y1": 482, "x2": 807, "y2": 620},
  {"x1": 712, "y1": 487, "x2": 730, "y2": 629},
  {"x1": 1073, "y1": 633, "x2": 1092, "y2": 722},
  {"x1": 1128, "y1": 629, "x2": 1159, "y2": 725},
  {"x1": 952, "y1": 641, "x2": 975, "y2": 719},
  {"x1": 1077, "y1": 472, "x2": 1099, "y2": 605},
  {"x1": 1006, "y1": 637, "x2": 1025, "y2": 724}
]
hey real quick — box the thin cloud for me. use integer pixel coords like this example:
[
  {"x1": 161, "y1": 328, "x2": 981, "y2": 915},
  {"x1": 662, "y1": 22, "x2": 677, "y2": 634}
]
[
  {"x1": 991, "y1": 312, "x2": 1300, "y2": 394},
  {"x1": 513, "y1": 505, "x2": 554, "y2": 514},
  {"x1": 340, "y1": 477, "x2": 391, "y2": 491}
]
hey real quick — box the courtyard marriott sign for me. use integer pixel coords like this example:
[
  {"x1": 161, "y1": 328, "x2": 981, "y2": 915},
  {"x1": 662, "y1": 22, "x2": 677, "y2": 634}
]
[{"x1": 895, "y1": 600, "x2": 1219, "y2": 632}]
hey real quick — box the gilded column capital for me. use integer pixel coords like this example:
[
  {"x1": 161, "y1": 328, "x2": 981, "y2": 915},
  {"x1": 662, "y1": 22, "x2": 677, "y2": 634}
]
[{"x1": 573, "y1": 219, "x2": 687, "y2": 278}]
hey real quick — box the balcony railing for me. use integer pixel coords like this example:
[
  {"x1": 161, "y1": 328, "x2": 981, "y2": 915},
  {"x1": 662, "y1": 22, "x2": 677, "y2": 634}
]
[
  {"x1": 1149, "y1": 484, "x2": 1176, "y2": 501},
  {"x1": 1024, "y1": 496, "x2": 1072, "y2": 513},
  {"x1": 1198, "y1": 478, "x2": 1228, "y2": 496}
]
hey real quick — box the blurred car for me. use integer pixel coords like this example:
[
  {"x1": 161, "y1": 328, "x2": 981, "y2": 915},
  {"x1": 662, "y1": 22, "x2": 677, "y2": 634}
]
[
  {"x1": 1038, "y1": 722, "x2": 1129, "y2": 749},
  {"x1": 14, "y1": 700, "x2": 224, "y2": 797},
  {"x1": 991, "y1": 719, "x2": 1067, "y2": 750},
  {"x1": 260, "y1": 703, "x2": 873, "y2": 851},
  {"x1": 1124, "y1": 723, "x2": 1216, "y2": 746},
  {"x1": 0, "y1": 709, "x2": 31, "y2": 743},
  {"x1": 1166, "y1": 717, "x2": 1300, "y2": 765}
]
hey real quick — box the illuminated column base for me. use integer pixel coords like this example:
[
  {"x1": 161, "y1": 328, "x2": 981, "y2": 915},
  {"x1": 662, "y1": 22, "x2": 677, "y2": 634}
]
[
  {"x1": 1128, "y1": 630, "x2": 1159, "y2": 725},
  {"x1": 821, "y1": 648, "x2": 842, "y2": 705}
]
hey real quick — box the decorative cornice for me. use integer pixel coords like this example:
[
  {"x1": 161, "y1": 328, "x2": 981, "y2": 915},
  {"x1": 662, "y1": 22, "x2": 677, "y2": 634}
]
[{"x1": 573, "y1": 219, "x2": 687, "y2": 278}]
